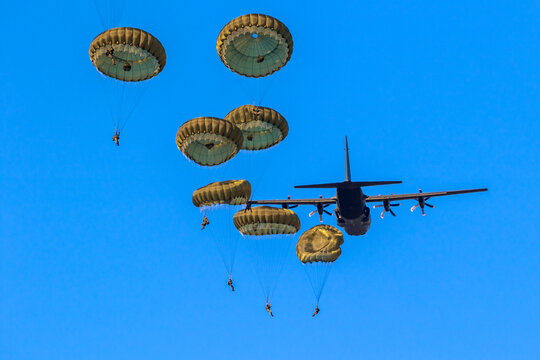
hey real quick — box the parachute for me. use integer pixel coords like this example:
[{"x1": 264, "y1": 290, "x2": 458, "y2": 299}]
[
  {"x1": 296, "y1": 225, "x2": 343, "y2": 263},
  {"x1": 234, "y1": 206, "x2": 300, "y2": 236},
  {"x1": 217, "y1": 14, "x2": 293, "y2": 78},
  {"x1": 297, "y1": 225, "x2": 344, "y2": 307},
  {"x1": 176, "y1": 117, "x2": 244, "y2": 166},
  {"x1": 89, "y1": 27, "x2": 166, "y2": 82},
  {"x1": 192, "y1": 180, "x2": 252, "y2": 207},
  {"x1": 224, "y1": 105, "x2": 288, "y2": 150},
  {"x1": 234, "y1": 206, "x2": 300, "y2": 304},
  {"x1": 193, "y1": 180, "x2": 251, "y2": 281},
  {"x1": 89, "y1": 27, "x2": 166, "y2": 137}
]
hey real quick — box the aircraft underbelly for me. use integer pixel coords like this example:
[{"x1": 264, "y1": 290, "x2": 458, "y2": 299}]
[{"x1": 338, "y1": 208, "x2": 371, "y2": 236}]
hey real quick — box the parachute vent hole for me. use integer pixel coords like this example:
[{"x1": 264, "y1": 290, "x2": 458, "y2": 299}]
[
  {"x1": 247, "y1": 135, "x2": 253, "y2": 141},
  {"x1": 205, "y1": 143, "x2": 215, "y2": 149},
  {"x1": 252, "y1": 33, "x2": 258, "y2": 39}
]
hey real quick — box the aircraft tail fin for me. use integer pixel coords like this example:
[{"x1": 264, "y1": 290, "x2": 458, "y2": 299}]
[
  {"x1": 345, "y1": 136, "x2": 351, "y2": 182},
  {"x1": 295, "y1": 137, "x2": 401, "y2": 189}
]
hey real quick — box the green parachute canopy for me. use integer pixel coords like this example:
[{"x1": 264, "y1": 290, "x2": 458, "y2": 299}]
[
  {"x1": 217, "y1": 14, "x2": 293, "y2": 78},
  {"x1": 89, "y1": 27, "x2": 166, "y2": 82},
  {"x1": 233, "y1": 206, "x2": 300, "y2": 236},
  {"x1": 224, "y1": 105, "x2": 288, "y2": 150},
  {"x1": 296, "y1": 225, "x2": 344, "y2": 264},
  {"x1": 192, "y1": 180, "x2": 252, "y2": 208},
  {"x1": 176, "y1": 117, "x2": 243, "y2": 166}
]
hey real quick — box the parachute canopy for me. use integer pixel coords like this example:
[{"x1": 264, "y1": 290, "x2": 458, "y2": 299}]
[
  {"x1": 217, "y1": 14, "x2": 293, "y2": 78},
  {"x1": 225, "y1": 105, "x2": 288, "y2": 150},
  {"x1": 90, "y1": 27, "x2": 166, "y2": 82},
  {"x1": 296, "y1": 225, "x2": 344, "y2": 263},
  {"x1": 192, "y1": 180, "x2": 252, "y2": 208},
  {"x1": 234, "y1": 206, "x2": 300, "y2": 236},
  {"x1": 176, "y1": 117, "x2": 243, "y2": 166}
]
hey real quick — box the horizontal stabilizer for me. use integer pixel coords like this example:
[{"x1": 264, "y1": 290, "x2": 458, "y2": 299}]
[{"x1": 295, "y1": 181, "x2": 402, "y2": 189}]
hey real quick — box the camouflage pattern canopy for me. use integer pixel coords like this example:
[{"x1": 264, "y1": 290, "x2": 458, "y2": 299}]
[
  {"x1": 234, "y1": 206, "x2": 300, "y2": 236},
  {"x1": 224, "y1": 105, "x2": 288, "y2": 150},
  {"x1": 192, "y1": 180, "x2": 252, "y2": 208},
  {"x1": 90, "y1": 27, "x2": 166, "y2": 82},
  {"x1": 176, "y1": 117, "x2": 243, "y2": 166},
  {"x1": 217, "y1": 14, "x2": 293, "y2": 78},
  {"x1": 296, "y1": 225, "x2": 344, "y2": 263}
]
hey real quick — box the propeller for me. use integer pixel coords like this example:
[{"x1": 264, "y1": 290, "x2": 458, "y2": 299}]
[
  {"x1": 373, "y1": 194, "x2": 401, "y2": 218},
  {"x1": 309, "y1": 195, "x2": 332, "y2": 222},
  {"x1": 410, "y1": 189, "x2": 435, "y2": 216},
  {"x1": 282, "y1": 196, "x2": 298, "y2": 209},
  {"x1": 244, "y1": 196, "x2": 253, "y2": 212}
]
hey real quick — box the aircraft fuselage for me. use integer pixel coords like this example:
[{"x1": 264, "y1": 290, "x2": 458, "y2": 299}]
[{"x1": 335, "y1": 186, "x2": 371, "y2": 235}]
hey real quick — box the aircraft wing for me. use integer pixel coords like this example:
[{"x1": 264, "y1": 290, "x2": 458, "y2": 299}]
[
  {"x1": 365, "y1": 188, "x2": 488, "y2": 202},
  {"x1": 247, "y1": 197, "x2": 337, "y2": 207}
]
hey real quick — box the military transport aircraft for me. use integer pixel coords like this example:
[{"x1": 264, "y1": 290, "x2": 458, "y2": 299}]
[{"x1": 245, "y1": 137, "x2": 488, "y2": 236}]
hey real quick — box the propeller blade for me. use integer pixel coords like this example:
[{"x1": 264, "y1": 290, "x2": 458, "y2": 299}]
[
  {"x1": 389, "y1": 209, "x2": 396, "y2": 216},
  {"x1": 425, "y1": 203, "x2": 434, "y2": 208},
  {"x1": 373, "y1": 205, "x2": 383, "y2": 208},
  {"x1": 323, "y1": 210, "x2": 332, "y2": 215},
  {"x1": 411, "y1": 204, "x2": 419, "y2": 212},
  {"x1": 319, "y1": 214, "x2": 323, "y2": 223},
  {"x1": 380, "y1": 210, "x2": 386, "y2": 219},
  {"x1": 309, "y1": 210, "x2": 317, "y2": 217},
  {"x1": 421, "y1": 207, "x2": 426, "y2": 216},
  {"x1": 390, "y1": 203, "x2": 401, "y2": 207}
]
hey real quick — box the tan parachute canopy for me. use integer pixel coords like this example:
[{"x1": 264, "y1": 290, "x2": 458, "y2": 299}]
[
  {"x1": 192, "y1": 180, "x2": 252, "y2": 207},
  {"x1": 234, "y1": 206, "x2": 300, "y2": 236},
  {"x1": 217, "y1": 14, "x2": 293, "y2": 78},
  {"x1": 296, "y1": 225, "x2": 344, "y2": 263},
  {"x1": 224, "y1": 105, "x2": 288, "y2": 150},
  {"x1": 89, "y1": 27, "x2": 166, "y2": 82},
  {"x1": 176, "y1": 117, "x2": 243, "y2": 166}
]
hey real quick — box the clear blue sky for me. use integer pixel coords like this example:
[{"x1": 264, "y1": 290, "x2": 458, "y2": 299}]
[{"x1": 1, "y1": 1, "x2": 539, "y2": 359}]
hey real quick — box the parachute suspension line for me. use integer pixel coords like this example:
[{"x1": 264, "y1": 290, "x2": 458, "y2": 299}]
[
  {"x1": 252, "y1": 39, "x2": 278, "y2": 105},
  {"x1": 205, "y1": 207, "x2": 234, "y2": 277},
  {"x1": 249, "y1": 233, "x2": 294, "y2": 303},
  {"x1": 108, "y1": 0, "x2": 113, "y2": 28},
  {"x1": 116, "y1": 43, "x2": 132, "y2": 132},
  {"x1": 226, "y1": 205, "x2": 240, "y2": 276},
  {"x1": 246, "y1": 153, "x2": 272, "y2": 199},
  {"x1": 116, "y1": 80, "x2": 126, "y2": 132},
  {"x1": 257, "y1": 73, "x2": 278, "y2": 106},
  {"x1": 254, "y1": 38, "x2": 264, "y2": 101},
  {"x1": 94, "y1": 0, "x2": 124, "y2": 29},
  {"x1": 92, "y1": 0, "x2": 125, "y2": 28},
  {"x1": 267, "y1": 235, "x2": 294, "y2": 301},
  {"x1": 95, "y1": 73, "x2": 118, "y2": 127},
  {"x1": 92, "y1": 0, "x2": 107, "y2": 28},
  {"x1": 248, "y1": 235, "x2": 270, "y2": 301},
  {"x1": 205, "y1": 208, "x2": 230, "y2": 275},
  {"x1": 316, "y1": 263, "x2": 333, "y2": 303},
  {"x1": 119, "y1": 79, "x2": 152, "y2": 133},
  {"x1": 303, "y1": 262, "x2": 334, "y2": 305},
  {"x1": 200, "y1": 204, "x2": 246, "y2": 280}
]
